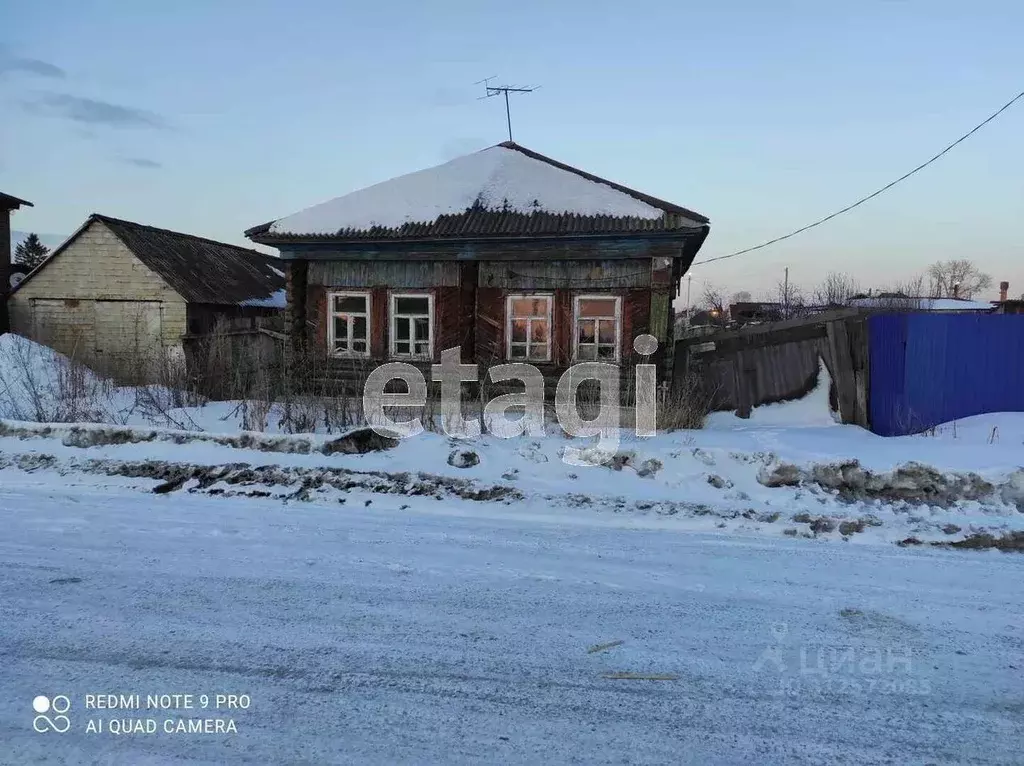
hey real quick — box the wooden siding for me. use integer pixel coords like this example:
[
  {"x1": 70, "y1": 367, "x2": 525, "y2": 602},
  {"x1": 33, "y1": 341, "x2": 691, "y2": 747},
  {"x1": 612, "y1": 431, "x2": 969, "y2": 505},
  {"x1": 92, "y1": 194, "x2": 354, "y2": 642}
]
[
  {"x1": 478, "y1": 260, "x2": 651, "y2": 290},
  {"x1": 308, "y1": 261, "x2": 459, "y2": 288},
  {"x1": 7, "y1": 220, "x2": 187, "y2": 369},
  {"x1": 280, "y1": 237, "x2": 687, "y2": 262}
]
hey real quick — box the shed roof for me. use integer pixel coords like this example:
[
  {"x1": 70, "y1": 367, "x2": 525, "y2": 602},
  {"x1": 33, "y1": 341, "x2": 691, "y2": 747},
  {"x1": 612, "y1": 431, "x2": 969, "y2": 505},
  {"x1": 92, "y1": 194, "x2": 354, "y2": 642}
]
[
  {"x1": 247, "y1": 141, "x2": 709, "y2": 244},
  {"x1": 0, "y1": 192, "x2": 33, "y2": 210},
  {"x1": 14, "y1": 214, "x2": 285, "y2": 306}
]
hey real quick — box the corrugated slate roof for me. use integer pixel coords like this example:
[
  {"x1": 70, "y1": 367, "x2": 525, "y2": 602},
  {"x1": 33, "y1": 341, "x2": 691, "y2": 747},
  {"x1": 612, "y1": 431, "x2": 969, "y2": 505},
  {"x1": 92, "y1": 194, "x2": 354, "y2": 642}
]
[
  {"x1": 246, "y1": 141, "x2": 709, "y2": 244},
  {"x1": 14, "y1": 214, "x2": 285, "y2": 306},
  {"x1": 95, "y1": 215, "x2": 285, "y2": 305}
]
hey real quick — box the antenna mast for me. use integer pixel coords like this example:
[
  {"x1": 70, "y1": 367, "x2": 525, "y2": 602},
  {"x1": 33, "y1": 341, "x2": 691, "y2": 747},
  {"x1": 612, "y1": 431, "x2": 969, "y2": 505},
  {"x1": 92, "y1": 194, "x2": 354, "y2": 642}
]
[{"x1": 476, "y1": 77, "x2": 539, "y2": 142}]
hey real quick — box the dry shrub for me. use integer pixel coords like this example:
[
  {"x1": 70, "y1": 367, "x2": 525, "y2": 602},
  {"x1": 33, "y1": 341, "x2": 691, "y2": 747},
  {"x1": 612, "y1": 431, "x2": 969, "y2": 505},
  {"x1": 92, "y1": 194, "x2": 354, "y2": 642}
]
[{"x1": 659, "y1": 367, "x2": 717, "y2": 431}]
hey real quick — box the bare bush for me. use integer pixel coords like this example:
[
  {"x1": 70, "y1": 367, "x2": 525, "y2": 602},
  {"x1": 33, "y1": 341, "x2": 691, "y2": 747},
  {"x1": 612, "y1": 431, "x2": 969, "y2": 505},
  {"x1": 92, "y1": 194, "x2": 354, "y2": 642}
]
[{"x1": 659, "y1": 366, "x2": 717, "y2": 431}]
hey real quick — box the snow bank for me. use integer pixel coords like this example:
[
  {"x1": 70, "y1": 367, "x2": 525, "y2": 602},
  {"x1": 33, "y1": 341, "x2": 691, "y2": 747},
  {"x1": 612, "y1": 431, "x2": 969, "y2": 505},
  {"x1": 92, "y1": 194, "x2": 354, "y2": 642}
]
[
  {"x1": 706, "y1": 358, "x2": 840, "y2": 429},
  {"x1": 0, "y1": 333, "x2": 106, "y2": 422},
  {"x1": 269, "y1": 145, "x2": 666, "y2": 235}
]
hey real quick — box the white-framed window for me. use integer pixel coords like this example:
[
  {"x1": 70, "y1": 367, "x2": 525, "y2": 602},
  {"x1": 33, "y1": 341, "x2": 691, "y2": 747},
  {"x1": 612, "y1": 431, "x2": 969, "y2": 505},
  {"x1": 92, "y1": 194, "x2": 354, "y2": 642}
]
[
  {"x1": 573, "y1": 295, "x2": 621, "y2": 362},
  {"x1": 327, "y1": 291, "x2": 371, "y2": 357},
  {"x1": 506, "y1": 294, "x2": 552, "y2": 362},
  {"x1": 390, "y1": 292, "x2": 433, "y2": 359}
]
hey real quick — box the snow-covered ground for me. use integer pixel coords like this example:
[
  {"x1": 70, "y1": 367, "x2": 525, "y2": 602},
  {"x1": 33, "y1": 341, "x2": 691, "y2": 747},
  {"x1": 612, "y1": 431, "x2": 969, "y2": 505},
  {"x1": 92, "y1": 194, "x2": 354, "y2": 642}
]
[{"x1": 1, "y1": 479, "x2": 1022, "y2": 764}]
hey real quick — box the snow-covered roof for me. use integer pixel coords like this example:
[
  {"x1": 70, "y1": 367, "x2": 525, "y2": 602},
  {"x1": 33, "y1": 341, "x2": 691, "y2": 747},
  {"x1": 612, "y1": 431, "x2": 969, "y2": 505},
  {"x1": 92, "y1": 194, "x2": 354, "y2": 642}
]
[
  {"x1": 847, "y1": 297, "x2": 995, "y2": 312},
  {"x1": 239, "y1": 289, "x2": 286, "y2": 309},
  {"x1": 247, "y1": 142, "x2": 708, "y2": 242}
]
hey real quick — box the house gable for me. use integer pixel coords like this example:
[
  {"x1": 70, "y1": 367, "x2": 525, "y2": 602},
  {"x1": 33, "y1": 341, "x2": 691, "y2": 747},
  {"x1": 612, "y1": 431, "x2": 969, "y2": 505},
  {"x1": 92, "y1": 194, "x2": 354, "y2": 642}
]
[{"x1": 9, "y1": 219, "x2": 185, "y2": 304}]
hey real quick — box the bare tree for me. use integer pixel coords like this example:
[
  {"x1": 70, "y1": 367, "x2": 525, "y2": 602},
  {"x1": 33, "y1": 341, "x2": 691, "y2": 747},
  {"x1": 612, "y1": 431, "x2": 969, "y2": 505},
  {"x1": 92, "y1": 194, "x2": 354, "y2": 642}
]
[
  {"x1": 926, "y1": 259, "x2": 992, "y2": 299},
  {"x1": 702, "y1": 283, "x2": 727, "y2": 314},
  {"x1": 731, "y1": 290, "x2": 752, "y2": 304},
  {"x1": 813, "y1": 272, "x2": 860, "y2": 307},
  {"x1": 772, "y1": 279, "x2": 806, "y2": 318}
]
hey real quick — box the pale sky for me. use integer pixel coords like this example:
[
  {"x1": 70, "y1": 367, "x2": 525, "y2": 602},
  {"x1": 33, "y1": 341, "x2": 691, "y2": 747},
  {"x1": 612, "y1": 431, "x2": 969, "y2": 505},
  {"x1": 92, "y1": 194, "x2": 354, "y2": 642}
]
[{"x1": 2, "y1": 0, "x2": 1022, "y2": 303}]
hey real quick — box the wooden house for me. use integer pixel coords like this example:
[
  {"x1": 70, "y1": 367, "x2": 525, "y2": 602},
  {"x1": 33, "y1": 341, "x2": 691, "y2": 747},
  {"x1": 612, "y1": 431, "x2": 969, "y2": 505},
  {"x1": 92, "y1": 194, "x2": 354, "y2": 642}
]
[{"x1": 245, "y1": 142, "x2": 710, "y2": 390}]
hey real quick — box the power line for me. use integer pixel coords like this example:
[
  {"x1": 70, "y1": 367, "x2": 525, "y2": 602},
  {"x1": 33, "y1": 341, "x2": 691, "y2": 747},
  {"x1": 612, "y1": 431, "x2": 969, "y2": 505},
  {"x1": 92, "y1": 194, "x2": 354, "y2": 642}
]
[{"x1": 694, "y1": 88, "x2": 1024, "y2": 266}]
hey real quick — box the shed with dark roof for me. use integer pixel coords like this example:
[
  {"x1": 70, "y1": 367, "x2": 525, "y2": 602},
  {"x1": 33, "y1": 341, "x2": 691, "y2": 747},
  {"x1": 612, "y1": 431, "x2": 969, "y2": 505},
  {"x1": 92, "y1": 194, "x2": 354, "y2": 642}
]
[{"x1": 8, "y1": 213, "x2": 284, "y2": 377}]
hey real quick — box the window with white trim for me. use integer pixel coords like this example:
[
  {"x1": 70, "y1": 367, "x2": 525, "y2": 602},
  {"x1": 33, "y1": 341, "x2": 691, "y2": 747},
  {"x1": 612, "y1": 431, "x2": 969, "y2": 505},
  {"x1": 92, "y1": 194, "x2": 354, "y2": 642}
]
[
  {"x1": 390, "y1": 293, "x2": 433, "y2": 359},
  {"x1": 574, "y1": 295, "x2": 621, "y2": 362},
  {"x1": 327, "y1": 292, "x2": 371, "y2": 357},
  {"x1": 506, "y1": 295, "x2": 552, "y2": 361}
]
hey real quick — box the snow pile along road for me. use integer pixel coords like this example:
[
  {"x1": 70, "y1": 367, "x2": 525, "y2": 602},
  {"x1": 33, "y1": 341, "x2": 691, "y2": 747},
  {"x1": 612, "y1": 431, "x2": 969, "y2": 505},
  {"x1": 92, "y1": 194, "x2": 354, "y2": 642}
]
[
  {"x1": 2, "y1": 412, "x2": 1023, "y2": 548},
  {"x1": 2, "y1": 335, "x2": 1023, "y2": 548}
]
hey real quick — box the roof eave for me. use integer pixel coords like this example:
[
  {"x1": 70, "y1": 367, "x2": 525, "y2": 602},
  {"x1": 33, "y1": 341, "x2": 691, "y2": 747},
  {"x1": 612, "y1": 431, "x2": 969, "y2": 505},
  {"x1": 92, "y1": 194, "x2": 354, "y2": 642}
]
[
  {"x1": 248, "y1": 226, "x2": 709, "y2": 249},
  {"x1": 0, "y1": 192, "x2": 33, "y2": 211}
]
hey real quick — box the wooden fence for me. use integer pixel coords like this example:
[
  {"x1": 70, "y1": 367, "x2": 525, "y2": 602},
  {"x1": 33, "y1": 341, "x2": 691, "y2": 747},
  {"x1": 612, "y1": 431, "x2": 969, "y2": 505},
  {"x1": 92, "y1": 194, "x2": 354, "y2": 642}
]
[
  {"x1": 672, "y1": 309, "x2": 871, "y2": 427},
  {"x1": 182, "y1": 316, "x2": 286, "y2": 399}
]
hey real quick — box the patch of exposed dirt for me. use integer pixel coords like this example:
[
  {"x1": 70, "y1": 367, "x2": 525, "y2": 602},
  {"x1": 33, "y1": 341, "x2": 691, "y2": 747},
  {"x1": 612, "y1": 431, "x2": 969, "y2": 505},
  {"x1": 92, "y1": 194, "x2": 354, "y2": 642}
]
[
  {"x1": 938, "y1": 532, "x2": 1024, "y2": 552},
  {"x1": 758, "y1": 459, "x2": 1004, "y2": 508}
]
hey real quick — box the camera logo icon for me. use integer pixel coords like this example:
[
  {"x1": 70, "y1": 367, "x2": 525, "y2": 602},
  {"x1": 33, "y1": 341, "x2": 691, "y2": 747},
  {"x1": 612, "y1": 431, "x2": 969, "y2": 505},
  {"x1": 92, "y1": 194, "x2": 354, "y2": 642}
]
[{"x1": 32, "y1": 695, "x2": 71, "y2": 734}]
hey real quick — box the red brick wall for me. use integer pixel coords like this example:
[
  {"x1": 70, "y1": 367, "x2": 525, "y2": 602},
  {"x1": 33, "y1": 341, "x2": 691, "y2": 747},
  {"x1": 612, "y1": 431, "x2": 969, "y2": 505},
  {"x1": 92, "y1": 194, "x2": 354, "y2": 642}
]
[
  {"x1": 622, "y1": 288, "x2": 651, "y2": 361},
  {"x1": 435, "y1": 286, "x2": 462, "y2": 361},
  {"x1": 475, "y1": 287, "x2": 504, "y2": 365},
  {"x1": 370, "y1": 287, "x2": 388, "y2": 358}
]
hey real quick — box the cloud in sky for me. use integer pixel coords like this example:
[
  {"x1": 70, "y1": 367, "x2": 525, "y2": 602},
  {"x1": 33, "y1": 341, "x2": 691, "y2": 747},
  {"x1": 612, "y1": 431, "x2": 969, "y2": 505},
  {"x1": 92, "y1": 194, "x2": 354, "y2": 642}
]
[
  {"x1": 23, "y1": 93, "x2": 167, "y2": 129},
  {"x1": 121, "y1": 157, "x2": 163, "y2": 169},
  {"x1": 0, "y1": 56, "x2": 66, "y2": 79}
]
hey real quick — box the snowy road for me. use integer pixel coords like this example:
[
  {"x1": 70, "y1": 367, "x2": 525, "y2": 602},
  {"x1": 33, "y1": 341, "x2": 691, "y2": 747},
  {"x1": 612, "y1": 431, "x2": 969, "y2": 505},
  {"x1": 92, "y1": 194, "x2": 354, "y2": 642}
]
[{"x1": 1, "y1": 481, "x2": 1022, "y2": 765}]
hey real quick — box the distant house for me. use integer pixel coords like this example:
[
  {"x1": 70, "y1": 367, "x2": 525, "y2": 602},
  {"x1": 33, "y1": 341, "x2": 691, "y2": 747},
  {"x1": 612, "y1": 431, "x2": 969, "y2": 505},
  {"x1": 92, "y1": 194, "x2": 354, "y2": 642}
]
[
  {"x1": 245, "y1": 141, "x2": 710, "y2": 388},
  {"x1": 8, "y1": 214, "x2": 285, "y2": 376},
  {"x1": 730, "y1": 301, "x2": 784, "y2": 325},
  {"x1": 1, "y1": 191, "x2": 33, "y2": 333}
]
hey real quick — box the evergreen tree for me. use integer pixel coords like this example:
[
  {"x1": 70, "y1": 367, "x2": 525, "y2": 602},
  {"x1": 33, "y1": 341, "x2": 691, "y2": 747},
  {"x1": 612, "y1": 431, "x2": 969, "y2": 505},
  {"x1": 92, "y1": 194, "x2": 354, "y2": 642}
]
[{"x1": 14, "y1": 233, "x2": 50, "y2": 271}]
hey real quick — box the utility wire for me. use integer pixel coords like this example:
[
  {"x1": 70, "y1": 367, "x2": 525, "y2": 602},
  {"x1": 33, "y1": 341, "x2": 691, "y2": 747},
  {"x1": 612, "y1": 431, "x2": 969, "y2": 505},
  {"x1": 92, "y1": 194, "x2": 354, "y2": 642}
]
[{"x1": 694, "y1": 89, "x2": 1024, "y2": 266}]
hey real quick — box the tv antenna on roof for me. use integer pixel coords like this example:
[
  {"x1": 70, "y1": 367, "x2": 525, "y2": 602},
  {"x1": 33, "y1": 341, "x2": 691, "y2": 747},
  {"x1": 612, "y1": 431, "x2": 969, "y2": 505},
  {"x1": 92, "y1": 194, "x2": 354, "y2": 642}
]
[{"x1": 476, "y1": 77, "x2": 540, "y2": 142}]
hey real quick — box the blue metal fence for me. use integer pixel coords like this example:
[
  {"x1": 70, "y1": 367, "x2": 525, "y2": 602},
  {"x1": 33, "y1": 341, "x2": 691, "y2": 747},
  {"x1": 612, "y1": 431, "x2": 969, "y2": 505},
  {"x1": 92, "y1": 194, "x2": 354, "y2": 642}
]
[{"x1": 868, "y1": 313, "x2": 1024, "y2": 436}]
